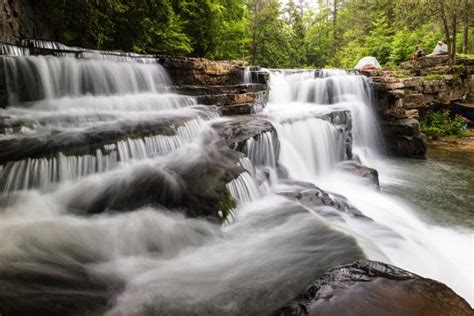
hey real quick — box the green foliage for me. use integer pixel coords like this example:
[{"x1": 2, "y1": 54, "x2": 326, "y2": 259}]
[
  {"x1": 421, "y1": 110, "x2": 466, "y2": 139},
  {"x1": 38, "y1": 0, "x2": 473, "y2": 66},
  {"x1": 389, "y1": 25, "x2": 443, "y2": 65}
]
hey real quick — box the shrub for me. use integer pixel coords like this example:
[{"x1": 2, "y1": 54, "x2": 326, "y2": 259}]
[{"x1": 420, "y1": 110, "x2": 466, "y2": 139}]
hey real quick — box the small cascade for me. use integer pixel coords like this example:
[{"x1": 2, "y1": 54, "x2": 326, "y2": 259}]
[
  {"x1": 246, "y1": 131, "x2": 277, "y2": 169},
  {"x1": 267, "y1": 69, "x2": 381, "y2": 165},
  {"x1": 273, "y1": 117, "x2": 345, "y2": 179},
  {"x1": 0, "y1": 46, "x2": 214, "y2": 193},
  {"x1": 226, "y1": 172, "x2": 261, "y2": 206},
  {"x1": 0, "y1": 43, "x2": 30, "y2": 56},
  {"x1": 3, "y1": 55, "x2": 170, "y2": 103},
  {"x1": 238, "y1": 157, "x2": 256, "y2": 178},
  {"x1": 0, "y1": 118, "x2": 206, "y2": 192},
  {"x1": 243, "y1": 67, "x2": 252, "y2": 83}
]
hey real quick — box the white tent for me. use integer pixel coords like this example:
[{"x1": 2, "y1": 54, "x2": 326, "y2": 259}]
[{"x1": 354, "y1": 56, "x2": 381, "y2": 70}]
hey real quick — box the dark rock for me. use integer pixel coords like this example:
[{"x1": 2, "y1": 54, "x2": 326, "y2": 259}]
[
  {"x1": 272, "y1": 260, "x2": 472, "y2": 316},
  {"x1": 0, "y1": 1, "x2": 53, "y2": 44},
  {"x1": 382, "y1": 118, "x2": 421, "y2": 136},
  {"x1": 385, "y1": 134, "x2": 427, "y2": 158},
  {"x1": 276, "y1": 180, "x2": 366, "y2": 219},
  {"x1": 212, "y1": 115, "x2": 278, "y2": 155},
  {"x1": 64, "y1": 145, "x2": 243, "y2": 221},
  {"x1": 337, "y1": 161, "x2": 380, "y2": 189}
]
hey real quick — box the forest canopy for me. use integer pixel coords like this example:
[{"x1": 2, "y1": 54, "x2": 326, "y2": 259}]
[{"x1": 40, "y1": 0, "x2": 474, "y2": 68}]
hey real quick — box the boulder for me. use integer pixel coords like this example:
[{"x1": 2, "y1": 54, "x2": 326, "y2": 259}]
[
  {"x1": 272, "y1": 260, "x2": 472, "y2": 316},
  {"x1": 212, "y1": 115, "x2": 278, "y2": 154},
  {"x1": 382, "y1": 118, "x2": 421, "y2": 137},
  {"x1": 385, "y1": 134, "x2": 427, "y2": 158},
  {"x1": 276, "y1": 180, "x2": 366, "y2": 218}
]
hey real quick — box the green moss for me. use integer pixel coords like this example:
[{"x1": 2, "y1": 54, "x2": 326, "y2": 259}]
[
  {"x1": 391, "y1": 71, "x2": 412, "y2": 78},
  {"x1": 423, "y1": 74, "x2": 443, "y2": 81},
  {"x1": 217, "y1": 186, "x2": 237, "y2": 222}
]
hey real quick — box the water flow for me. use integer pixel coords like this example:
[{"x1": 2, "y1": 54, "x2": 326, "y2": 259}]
[
  {"x1": 0, "y1": 51, "x2": 213, "y2": 192},
  {"x1": 3, "y1": 55, "x2": 170, "y2": 103},
  {"x1": 0, "y1": 46, "x2": 472, "y2": 314},
  {"x1": 265, "y1": 69, "x2": 473, "y2": 304}
]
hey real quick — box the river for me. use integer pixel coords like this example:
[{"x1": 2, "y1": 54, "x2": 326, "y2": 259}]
[{"x1": 0, "y1": 47, "x2": 472, "y2": 314}]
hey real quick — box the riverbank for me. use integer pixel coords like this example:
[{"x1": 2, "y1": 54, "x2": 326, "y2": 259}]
[{"x1": 428, "y1": 128, "x2": 474, "y2": 147}]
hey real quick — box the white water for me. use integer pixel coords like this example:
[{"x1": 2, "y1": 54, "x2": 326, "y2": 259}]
[
  {"x1": 264, "y1": 69, "x2": 473, "y2": 304},
  {"x1": 0, "y1": 47, "x2": 472, "y2": 314}
]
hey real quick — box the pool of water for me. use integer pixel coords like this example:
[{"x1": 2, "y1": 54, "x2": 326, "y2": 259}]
[{"x1": 381, "y1": 144, "x2": 474, "y2": 229}]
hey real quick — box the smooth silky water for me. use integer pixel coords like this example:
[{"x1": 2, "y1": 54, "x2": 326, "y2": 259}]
[
  {"x1": 265, "y1": 69, "x2": 473, "y2": 305},
  {"x1": 0, "y1": 50, "x2": 472, "y2": 315}
]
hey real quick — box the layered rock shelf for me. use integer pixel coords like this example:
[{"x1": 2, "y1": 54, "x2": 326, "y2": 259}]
[{"x1": 369, "y1": 56, "x2": 473, "y2": 158}]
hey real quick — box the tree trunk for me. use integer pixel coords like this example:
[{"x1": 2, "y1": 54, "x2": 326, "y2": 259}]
[
  {"x1": 452, "y1": 13, "x2": 457, "y2": 65},
  {"x1": 462, "y1": 0, "x2": 469, "y2": 54},
  {"x1": 437, "y1": 0, "x2": 452, "y2": 65},
  {"x1": 250, "y1": 2, "x2": 260, "y2": 65},
  {"x1": 332, "y1": 0, "x2": 337, "y2": 50}
]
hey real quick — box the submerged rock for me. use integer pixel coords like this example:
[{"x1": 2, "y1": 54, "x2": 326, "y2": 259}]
[
  {"x1": 337, "y1": 161, "x2": 380, "y2": 189},
  {"x1": 272, "y1": 260, "x2": 472, "y2": 316}
]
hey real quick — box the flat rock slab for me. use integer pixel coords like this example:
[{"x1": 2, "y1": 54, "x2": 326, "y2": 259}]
[{"x1": 272, "y1": 260, "x2": 472, "y2": 316}]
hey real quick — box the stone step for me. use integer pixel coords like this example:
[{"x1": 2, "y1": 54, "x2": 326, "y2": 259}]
[{"x1": 172, "y1": 83, "x2": 267, "y2": 96}]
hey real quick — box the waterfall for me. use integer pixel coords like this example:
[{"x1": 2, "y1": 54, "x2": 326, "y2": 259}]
[
  {"x1": 267, "y1": 70, "x2": 382, "y2": 161},
  {"x1": 0, "y1": 48, "x2": 217, "y2": 193},
  {"x1": 0, "y1": 118, "x2": 208, "y2": 192},
  {"x1": 265, "y1": 69, "x2": 473, "y2": 304},
  {"x1": 246, "y1": 131, "x2": 277, "y2": 169},
  {"x1": 0, "y1": 43, "x2": 472, "y2": 315},
  {"x1": 0, "y1": 43, "x2": 30, "y2": 56},
  {"x1": 3, "y1": 55, "x2": 170, "y2": 103},
  {"x1": 226, "y1": 172, "x2": 261, "y2": 206}
]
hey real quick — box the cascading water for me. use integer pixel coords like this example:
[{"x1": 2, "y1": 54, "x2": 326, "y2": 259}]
[
  {"x1": 0, "y1": 43, "x2": 471, "y2": 316},
  {"x1": 264, "y1": 69, "x2": 473, "y2": 304}
]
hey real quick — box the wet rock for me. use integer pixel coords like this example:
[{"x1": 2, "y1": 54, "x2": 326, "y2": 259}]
[
  {"x1": 65, "y1": 146, "x2": 243, "y2": 221},
  {"x1": 213, "y1": 115, "x2": 278, "y2": 153},
  {"x1": 385, "y1": 134, "x2": 427, "y2": 158},
  {"x1": 337, "y1": 161, "x2": 380, "y2": 189},
  {"x1": 276, "y1": 180, "x2": 365, "y2": 219},
  {"x1": 0, "y1": 111, "x2": 209, "y2": 164},
  {"x1": 382, "y1": 118, "x2": 421, "y2": 137},
  {"x1": 272, "y1": 260, "x2": 472, "y2": 316}
]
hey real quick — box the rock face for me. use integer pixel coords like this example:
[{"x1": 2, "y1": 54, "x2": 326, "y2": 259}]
[
  {"x1": 159, "y1": 58, "x2": 269, "y2": 115},
  {"x1": 273, "y1": 260, "x2": 473, "y2": 316},
  {"x1": 370, "y1": 61, "x2": 471, "y2": 158},
  {"x1": 159, "y1": 56, "x2": 244, "y2": 86},
  {"x1": 0, "y1": 1, "x2": 53, "y2": 44}
]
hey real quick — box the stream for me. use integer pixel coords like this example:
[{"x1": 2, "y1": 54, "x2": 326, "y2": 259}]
[{"x1": 0, "y1": 47, "x2": 472, "y2": 315}]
